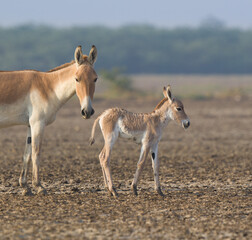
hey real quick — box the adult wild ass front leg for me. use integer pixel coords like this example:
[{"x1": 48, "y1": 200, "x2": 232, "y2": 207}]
[
  {"x1": 19, "y1": 127, "x2": 32, "y2": 195},
  {"x1": 30, "y1": 121, "x2": 46, "y2": 194},
  {"x1": 19, "y1": 122, "x2": 46, "y2": 195}
]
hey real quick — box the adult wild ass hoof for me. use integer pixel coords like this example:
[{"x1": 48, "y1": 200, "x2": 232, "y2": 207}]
[
  {"x1": 19, "y1": 180, "x2": 33, "y2": 196},
  {"x1": 36, "y1": 185, "x2": 48, "y2": 195},
  {"x1": 22, "y1": 187, "x2": 34, "y2": 196}
]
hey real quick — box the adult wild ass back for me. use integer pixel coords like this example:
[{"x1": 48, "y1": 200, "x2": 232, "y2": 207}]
[{"x1": 0, "y1": 45, "x2": 98, "y2": 195}]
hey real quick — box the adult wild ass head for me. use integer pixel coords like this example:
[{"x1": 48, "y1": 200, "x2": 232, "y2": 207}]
[{"x1": 74, "y1": 45, "x2": 98, "y2": 119}]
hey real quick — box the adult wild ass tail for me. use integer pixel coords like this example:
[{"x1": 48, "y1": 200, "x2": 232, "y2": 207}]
[{"x1": 89, "y1": 116, "x2": 101, "y2": 145}]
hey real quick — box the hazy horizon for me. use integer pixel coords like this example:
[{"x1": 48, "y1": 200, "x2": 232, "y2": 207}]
[{"x1": 1, "y1": 0, "x2": 252, "y2": 29}]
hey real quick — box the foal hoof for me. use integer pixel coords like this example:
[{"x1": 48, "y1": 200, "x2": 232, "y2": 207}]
[
  {"x1": 131, "y1": 184, "x2": 138, "y2": 196},
  {"x1": 157, "y1": 187, "x2": 165, "y2": 197},
  {"x1": 111, "y1": 187, "x2": 119, "y2": 198},
  {"x1": 37, "y1": 186, "x2": 48, "y2": 195},
  {"x1": 22, "y1": 187, "x2": 33, "y2": 196}
]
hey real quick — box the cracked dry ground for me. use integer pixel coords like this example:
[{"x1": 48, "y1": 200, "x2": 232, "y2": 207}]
[{"x1": 0, "y1": 98, "x2": 251, "y2": 239}]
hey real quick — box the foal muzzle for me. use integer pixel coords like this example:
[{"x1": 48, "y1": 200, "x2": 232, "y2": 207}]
[{"x1": 182, "y1": 119, "x2": 190, "y2": 129}]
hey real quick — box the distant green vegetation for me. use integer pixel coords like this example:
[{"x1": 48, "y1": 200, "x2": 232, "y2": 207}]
[
  {"x1": 101, "y1": 68, "x2": 132, "y2": 90},
  {"x1": 100, "y1": 68, "x2": 140, "y2": 97},
  {"x1": 0, "y1": 24, "x2": 252, "y2": 73}
]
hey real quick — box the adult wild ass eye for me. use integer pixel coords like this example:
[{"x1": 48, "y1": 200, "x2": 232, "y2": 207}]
[
  {"x1": 176, "y1": 107, "x2": 182, "y2": 111},
  {"x1": 94, "y1": 77, "x2": 98, "y2": 82}
]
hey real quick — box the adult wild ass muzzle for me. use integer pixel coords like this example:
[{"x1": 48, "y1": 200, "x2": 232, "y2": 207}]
[
  {"x1": 80, "y1": 95, "x2": 95, "y2": 119},
  {"x1": 81, "y1": 108, "x2": 95, "y2": 119}
]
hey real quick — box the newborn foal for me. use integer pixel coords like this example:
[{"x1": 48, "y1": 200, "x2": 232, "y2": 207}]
[{"x1": 90, "y1": 85, "x2": 190, "y2": 197}]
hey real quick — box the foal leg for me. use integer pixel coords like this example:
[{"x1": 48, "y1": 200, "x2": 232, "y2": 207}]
[
  {"x1": 150, "y1": 143, "x2": 164, "y2": 196},
  {"x1": 98, "y1": 126, "x2": 119, "y2": 197},
  {"x1": 30, "y1": 121, "x2": 47, "y2": 195},
  {"x1": 19, "y1": 127, "x2": 32, "y2": 195},
  {"x1": 102, "y1": 143, "x2": 118, "y2": 197},
  {"x1": 131, "y1": 144, "x2": 150, "y2": 196},
  {"x1": 99, "y1": 147, "x2": 109, "y2": 190}
]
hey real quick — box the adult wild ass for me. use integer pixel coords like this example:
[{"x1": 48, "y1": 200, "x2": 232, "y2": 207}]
[
  {"x1": 0, "y1": 45, "x2": 98, "y2": 195},
  {"x1": 90, "y1": 85, "x2": 190, "y2": 197}
]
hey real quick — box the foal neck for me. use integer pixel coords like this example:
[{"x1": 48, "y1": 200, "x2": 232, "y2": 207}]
[{"x1": 150, "y1": 98, "x2": 171, "y2": 124}]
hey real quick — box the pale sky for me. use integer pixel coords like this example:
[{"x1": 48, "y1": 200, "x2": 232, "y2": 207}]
[{"x1": 0, "y1": 0, "x2": 251, "y2": 28}]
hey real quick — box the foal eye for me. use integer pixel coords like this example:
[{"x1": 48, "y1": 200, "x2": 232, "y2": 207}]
[
  {"x1": 75, "y1": 78, "x2": 79, "y2": 82},
  {"x1": 94, "y1": 78, "x2": 98, "y2": 83},
  {"x1": 176, "y1": 107, "x2": 182, "y2": 111}
]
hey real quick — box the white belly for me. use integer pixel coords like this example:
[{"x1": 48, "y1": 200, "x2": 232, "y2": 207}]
[
  {"x1": 122, "y1": 132, "x2": 144, "y2": 143},
  {"x1": 118, "y1": 119, "x2": 145, "y2": 143},
  {"x1": 0, "y1": 102, "x2": 29, "y2": 128},
  {"x1": 0, "y1": 91, "x2": 58, "y2": 129}
]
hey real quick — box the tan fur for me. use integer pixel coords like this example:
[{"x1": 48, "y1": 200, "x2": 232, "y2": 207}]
[
  {"x1": 0, "y1": 67, "x2": 71, "y2": 104},
  {"x1": 75, "y1": 64, "x2": 97, "y2": 102},
  {"x1": 0, "y1": 45, "x2": 98, "y2": 195},
  {"x1": 90, "y1": 85, "x2": 190, "y2": 197},
  {"x1": 0, "y1": 46, "x2": 97, "y2": 105}
]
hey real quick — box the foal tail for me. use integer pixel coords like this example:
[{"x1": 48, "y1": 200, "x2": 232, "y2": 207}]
[{"x1": 89, "y1": 115, "x2": 101, "y2": 145}]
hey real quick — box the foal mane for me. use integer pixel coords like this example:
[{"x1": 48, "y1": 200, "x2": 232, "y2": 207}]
[
  {"x1": 153, "y1": 97, "x2": 168, "y2": 112},
  {"x1": 47, "y1": 60, "x2": 75, "y2": 72}
]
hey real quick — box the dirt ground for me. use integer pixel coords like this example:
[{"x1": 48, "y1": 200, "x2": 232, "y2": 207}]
[{"x1": 0, "y1": 97, "x2": 251, "y2": 239}]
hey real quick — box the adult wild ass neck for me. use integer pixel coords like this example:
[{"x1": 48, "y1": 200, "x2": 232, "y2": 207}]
[
  {"x1": 90, "y1": 85, "x2": 190, "y2": 197},
  {"x1": 0, "y1": 45, "x2": 98, "y2": 195}
]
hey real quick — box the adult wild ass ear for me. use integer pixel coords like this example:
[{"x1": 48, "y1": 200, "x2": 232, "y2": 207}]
[
  {"x1": 163, "y1": 85, "x2": 173, "y2": 102},
  {"x1": 75, "y1": 45, "x2": 84, "y2": 65},
  {"x1": 88, "y1": 45, "x2": 98, "y2": 65}
]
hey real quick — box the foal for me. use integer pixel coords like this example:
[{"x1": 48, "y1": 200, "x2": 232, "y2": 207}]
[{"x1": 90, "y1": 85, "x2": 190, "y2": 197}]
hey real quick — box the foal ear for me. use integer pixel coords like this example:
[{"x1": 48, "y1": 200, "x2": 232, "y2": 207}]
[
  {"x1": 163, "y1": 86, "x2": 168, "y2": 98},
  {"x1": 75, "y1": 45, "x2": 84, "y2": 65},
  {"x1": 88, "y1": 45, "x2": 98, "y2": 65},
  {"x1": 163, "y1": 85, "x2": 173, "y2": 101}
]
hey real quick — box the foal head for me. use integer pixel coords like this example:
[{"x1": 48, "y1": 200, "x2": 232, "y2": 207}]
[
  {"x1": 74, "y1": 45, "x2": 98, "y2": 119},
  {"x1": 161, "y1": 85, "x2": 190, "y2": 129}
]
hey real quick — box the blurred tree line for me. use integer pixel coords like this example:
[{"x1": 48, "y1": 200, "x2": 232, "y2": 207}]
[{"x1": 0, "y1": 24, "x2": 252, "y2": 73}]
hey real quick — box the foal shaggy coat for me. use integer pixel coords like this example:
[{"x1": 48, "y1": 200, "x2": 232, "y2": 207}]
[{"x1": 90, "y1": 85, "x2": 190, "y2": 197}]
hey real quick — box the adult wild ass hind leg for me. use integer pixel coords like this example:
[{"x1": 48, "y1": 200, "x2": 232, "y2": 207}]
[
  {"x1": 150, "y1": 142, "x2": 164, "y2": 197},
  {"x1": 19, "y1": 127, "x2": 33, "y2": 196},
  {"x1": 30, "y1": 121, "x2": 47, "y2": 195},
  {"x1": 131, "y1": 144, "x2": 150, "y2": 196}
]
